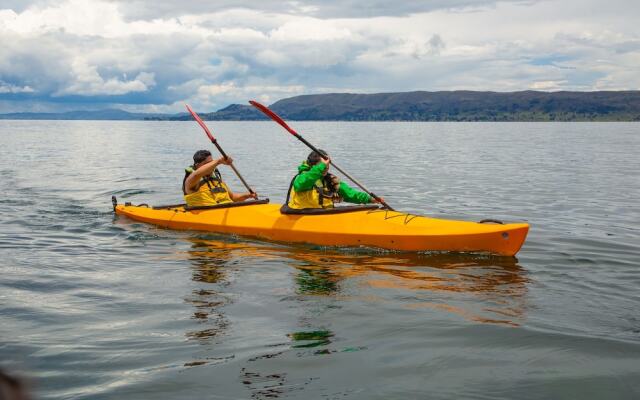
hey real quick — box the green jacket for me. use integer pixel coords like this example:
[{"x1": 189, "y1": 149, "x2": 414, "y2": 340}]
[{"x1": 293, "y1": 161, "x2": 372, "y2": 204}]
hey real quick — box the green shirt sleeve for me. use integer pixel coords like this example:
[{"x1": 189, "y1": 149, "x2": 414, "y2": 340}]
[
  {"x1": 338, "y1": 181, "x2": 372, "y2": 204},
  {"x1": 293, "y1": 163, "x2": 327, "y2": 192}
]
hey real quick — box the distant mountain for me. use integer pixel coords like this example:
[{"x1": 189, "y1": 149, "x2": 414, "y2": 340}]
[
  {"x1": 2, "y1": 91, "x2": 640, "y2": 121},
  {"x1": 188, "y1": 90, "x2": 640, "y2": 121},
  {"x1": 169, "y1": 104, "x2": 266, "y2": 121},
  {"x1": 0, "y1": 108, "x2": 183, "y2": 120},
  {"x1": 264, "y1": 90, "x2": 640, "y2": 121}
]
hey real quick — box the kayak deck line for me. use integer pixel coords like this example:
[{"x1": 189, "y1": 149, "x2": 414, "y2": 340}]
[
  {"x1": 112, "y1": 198, "x2": 529, "y2": 256},
  {"x1": 365, "y1": 208, "x2": 422, "y2": 225}
]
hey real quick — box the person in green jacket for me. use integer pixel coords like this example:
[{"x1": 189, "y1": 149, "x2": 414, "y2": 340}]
[{"x1": 285, "y1": 149, "x2": 384, "y2": 209}]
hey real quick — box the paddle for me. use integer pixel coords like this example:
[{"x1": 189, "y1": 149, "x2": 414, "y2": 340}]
[
  {"x1": 185, "y1": 104, "x2": 256, "y2": 195},
  {"x1": 249, "y1": 100, "x2": 394, "y2": 211}
]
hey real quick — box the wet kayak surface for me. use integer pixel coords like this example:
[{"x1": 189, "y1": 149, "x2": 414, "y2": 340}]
[{"x1": 1, "y1": 120, "x2": 639, "y2": 399}]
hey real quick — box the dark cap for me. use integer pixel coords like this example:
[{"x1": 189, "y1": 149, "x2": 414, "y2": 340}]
[{"x1": 193, "y1": 149, "x2": 212, "y2": 165}]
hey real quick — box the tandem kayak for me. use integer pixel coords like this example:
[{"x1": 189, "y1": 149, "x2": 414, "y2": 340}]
[{"x1": 112, "y1": 197, "x2": 529, "y2": 256}]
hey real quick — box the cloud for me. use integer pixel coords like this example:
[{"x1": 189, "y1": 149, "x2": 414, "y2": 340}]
[
  {"x1": 107, "y1": 0, "x2": 539, "y2": 20},
  {"x1": 529, "y1": 80, "x2": 569, "y2": 90},
  {"x1": 0, "y1": 0, "x2": 639, "y2": 113},
  {"x1": 0, "y1": 81, "x2": 34, "y2": 93},
  {"x1": 270, "y1": 18, "x2": 352, "y2": 41},
  {"x1": 192, "y1": 81, "x2": 307, "y2": 108},
  {"x1": 0, "y1": 1, "x2": 196, "y2": 38},
  {"x1": 55, "y1": 64, "x2": 155, "y2": 96}
]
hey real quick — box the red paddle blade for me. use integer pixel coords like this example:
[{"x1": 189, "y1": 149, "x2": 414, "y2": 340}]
[
  {"x1": 249, "y1": 100, "x2": 298, "y2": 136},
  {"x1": 185, "y1": 104, "x2": 215, "y2": 142}
]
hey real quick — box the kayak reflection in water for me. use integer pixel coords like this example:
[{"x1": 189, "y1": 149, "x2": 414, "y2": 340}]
[
  {"x1": 286, "y1": 149, "x2": 385, "y2": 210},
  {"x1": 183, "y1": 150, "x2": 258, "y2": 207}
]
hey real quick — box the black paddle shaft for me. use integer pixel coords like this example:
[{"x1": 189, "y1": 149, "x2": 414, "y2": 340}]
[
  {"x1": 209, "y1": 138, "x2": 255, "y2": 195},
  {"x1": 186, "y1": 104, "x2": 256, "y2": 196}
]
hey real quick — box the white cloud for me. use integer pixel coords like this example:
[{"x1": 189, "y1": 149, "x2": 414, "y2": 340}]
[
  {"x1": 529, "y1": 80, "x2": 569, "y2": 90},
  {"x1": 270, "y1": 18, "x2": 352, "y2": 41},
  {"x1": 0, "y1": 0, "x2": 197, "y2": 38},
  {"x1": 102, "y1": 0, "x2": 545, "y2": 20},
  {"x1": 191, "y1": 81, "x2": 306, "y2": 109},
  {"x1": 0, "y1": 0, "x2": 639, "y2": 112},
  {"x1": 54, "y1": 58, "x2": 155, "y2": 96},
  {"x1": 0, "y1": 81, "x2": 35, "y2": 93}
]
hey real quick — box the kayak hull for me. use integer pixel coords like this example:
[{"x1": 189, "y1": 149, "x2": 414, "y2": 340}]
[{"x1": 115, "y1": 203, "x2": 529, "y2": 256}]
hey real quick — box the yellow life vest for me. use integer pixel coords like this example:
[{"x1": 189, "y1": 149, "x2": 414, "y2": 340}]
[
  {"x1": 286, "y1": 175, "x2": 341, "y2": 210},
  {"x1": 183, "y1": 167, "x2": 233, "y2": 207}
]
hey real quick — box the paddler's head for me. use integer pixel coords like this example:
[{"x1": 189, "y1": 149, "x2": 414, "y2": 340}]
[
  {"x1": 193, "y1": 149, "x2": 212, "y2": 168},
  {"x1": 307, "y1": 149, "x2": 330, "y2": 175}
]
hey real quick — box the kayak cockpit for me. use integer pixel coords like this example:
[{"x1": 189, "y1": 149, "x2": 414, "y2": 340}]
[
  {"x1": 111, "y1": 195, "x2": 269, "y2": 212},
  {"x1": 279, "y1": 204, "x2": 381, "y2": 215}
]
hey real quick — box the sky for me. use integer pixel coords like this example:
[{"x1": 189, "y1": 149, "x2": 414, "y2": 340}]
[{"x1": 0, "y1": 0, "x2": 639, "y2": 113}]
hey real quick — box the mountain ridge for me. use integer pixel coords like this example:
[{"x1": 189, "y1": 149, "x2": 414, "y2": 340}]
[{"x1": 2, "y1": 90, "x2": 640, "y2": 121}]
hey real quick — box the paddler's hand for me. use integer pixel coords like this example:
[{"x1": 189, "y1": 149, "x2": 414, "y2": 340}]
[
  {"x1": 248, "y1": 192, "x2": 258, "y2": 200},
  {"x1": 372, "y1": 196, "x2": 385, "y2": 204},
  {"x1": 218, "y1": 156, "x2": 233, "y2": 165},
  {"x1": 320, "y1": 156, "x2": 331, "y2": 173}
]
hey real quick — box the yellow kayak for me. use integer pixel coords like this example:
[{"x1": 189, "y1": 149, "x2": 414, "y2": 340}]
[{"x1": 113, "y1": 198, "x2": 529, "y2": 256}]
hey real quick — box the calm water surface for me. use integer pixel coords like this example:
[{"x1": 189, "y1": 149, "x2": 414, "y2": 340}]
[{"x1": 1, "y1": 121, "x2": 639, "y2": 399}]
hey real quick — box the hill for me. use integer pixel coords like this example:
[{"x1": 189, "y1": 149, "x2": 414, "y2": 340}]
[
  {"x1": 0, "y1": 109, "x2": 180, "y2": 120},
  {"x1": 204, "y1": 91, "x2": 640, "y2": 121},
  {"x1": 2, "y1": 91, "x2": 640, "y2": 121}
]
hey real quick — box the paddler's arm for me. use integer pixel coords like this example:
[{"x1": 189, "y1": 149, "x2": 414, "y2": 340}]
[
  {"x1": 292, "y1": 162, "x2": 328, "y2": 192},
  {"x1": 338, "y1": 181, "x2": 373, "y2": 204},
  {"x1": 229, "y1": 191, "x2": 258, "y2": 202},
  {"x1": 184, "y1": 156, "x2": 232, "y2": 193},
  {"x1": 217, "y1": 181, "x2": 257, "y2": 202}
]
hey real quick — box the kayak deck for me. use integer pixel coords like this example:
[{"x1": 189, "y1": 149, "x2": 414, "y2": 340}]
[{"x1": 114, "y1": 202, "x2": 529, "y2": 256}]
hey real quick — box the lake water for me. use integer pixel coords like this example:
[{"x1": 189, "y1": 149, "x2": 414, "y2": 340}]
[{"x1": 1, "y1": 120, "x2": 639, "y2": 399}]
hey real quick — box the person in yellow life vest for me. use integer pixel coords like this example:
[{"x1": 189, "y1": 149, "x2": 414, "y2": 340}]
[
  {"x1": 183, "y1": 150, "x2": 258, "y2": 207},
  {"x1": 286, "y1": 149, "x2": 385, "y2": 210}
]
